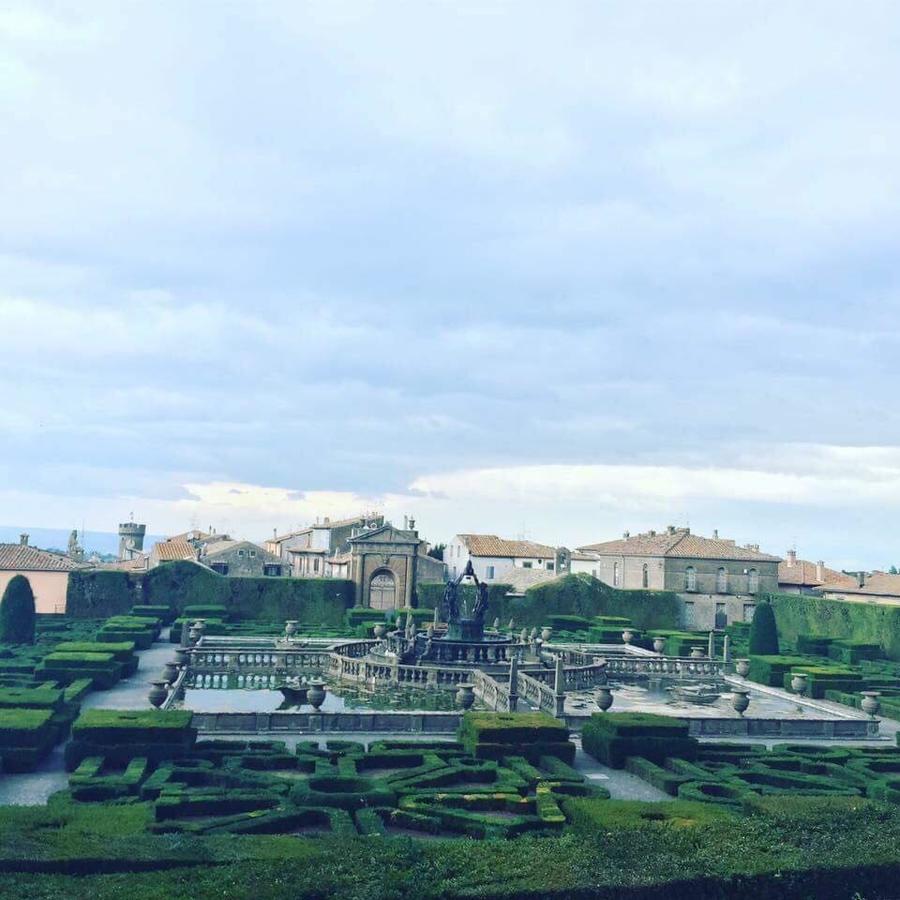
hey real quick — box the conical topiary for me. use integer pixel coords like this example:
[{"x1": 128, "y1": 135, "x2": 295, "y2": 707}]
[
  {"x1": 748, "y1": 600, "x2": 779, "y2": 656},
  {"x1": 0, "y1": 574, "x2": 36, "y2": 644}
]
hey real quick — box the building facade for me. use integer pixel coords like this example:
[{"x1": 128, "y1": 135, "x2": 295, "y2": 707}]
[
  {"x1": 577, "y1": 527, "x2": 781, "y2": 629},
  {"x1": 200, "y1": 541, "x2": 285, "y2": 578},
  {"x1": 819, "y1": 572, "x2": 900, "y2": 605},
  {"x1": 444, "y1": 534, "x2": 559, "y2": 583},
  {"x1": 0, "y1": 536, "x2": 86, "y2": 614},
  {"x1": 348, "y1": 524, "x2": 423, "y2": 609},
  {"x1": 777, "y1": 549, "x2": 855, "y2": 595}
]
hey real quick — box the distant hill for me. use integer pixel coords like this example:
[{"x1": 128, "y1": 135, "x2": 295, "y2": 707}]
[{"x1": 0, "y1": 525, "x2": 164, "y2": 558}]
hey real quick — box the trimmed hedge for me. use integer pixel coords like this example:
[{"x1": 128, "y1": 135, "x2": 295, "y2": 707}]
[
  {"x1": 581, "y1": 712, "x2": 698, "y2": 768},
  {"x1": 458, "y1": 712, "x2": 575, "y2": 764}
]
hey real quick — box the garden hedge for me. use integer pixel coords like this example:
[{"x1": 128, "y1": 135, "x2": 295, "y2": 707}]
[
  {"x1": 0, "y1": 575, "x2": 36, "y2": 644},
  {"x1": 458, "y1": 711, "x2": 575, "y2": 764},
  {"x1": 581, "y1": 712, "x2": 698, "y2": 768}
]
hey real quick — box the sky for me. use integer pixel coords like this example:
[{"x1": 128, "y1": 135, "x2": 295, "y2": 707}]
[{"x1": 1, "y1": 2, "x2": 900, "y2": 569}]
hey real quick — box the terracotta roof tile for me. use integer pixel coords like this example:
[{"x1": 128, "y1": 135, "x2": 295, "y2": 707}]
[
  {"x1": 579, "y1": 529, "x2": 780, "y2": 562},
  {"x1": 458, "y1": 534, "x2": 556, "y2": 559},
  {"x1": 778, "y1": 558, "x2": 853, "y2": 587},
  {"x1": 820, "y1": 572, "x2": 900, "y2": 598},
  {"x1": 0, "y1": 544, "x2": 85, "y2": 572},
  {"x1": 153, "y1": 539, "x2": 196, "y2": 561}
]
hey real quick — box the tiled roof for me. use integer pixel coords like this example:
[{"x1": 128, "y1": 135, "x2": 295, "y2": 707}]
[
  {"x1": 778, "y1": 558, "x2": 853, "y2": 588},
  {"x1": 569, "y1": 551, "x2": 599, "y2": 562},
  {"x1": 820, "y1": 573, "x2": 900, "y2": 598},
  {"x1": 95, "y1": 555, "x2": 149, "y2": 572},
  {"x1": 0, "y1": 544, "x2": 85, "y2": 572},
  {"x1": 578, "y1": 529, "x2": 780, "y2": 563},
  {"x1": 287, "y1": 546, "x2": 327, "y2": 555},
  {"x1": 458, "y1": 534, "x2": 556, "y2": 559},
  {"x1": 153, "y1": 539, "x2": 196, "y2": 561},
  {"x1": 268, "y1": 529, "x2": 313, "y2": 545}
]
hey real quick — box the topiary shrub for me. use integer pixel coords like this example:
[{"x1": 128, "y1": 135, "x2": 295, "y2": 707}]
[
  {"x1": 749, "y1": 601, "x2": 779, "y2": 655},
  {"x1": 581, "y1": 712, "x2": 698, "y2": 768},
  {"x1": 458, "y1": 712, "x2": 575, "y2": 764},
  {"x1": 0, "y1": 575, "x2": 36, "y2": 644}
]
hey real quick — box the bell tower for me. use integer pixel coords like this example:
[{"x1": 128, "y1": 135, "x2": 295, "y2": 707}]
[{"x1": 118, "y1": 515, "x2": 147, "y2": 560}]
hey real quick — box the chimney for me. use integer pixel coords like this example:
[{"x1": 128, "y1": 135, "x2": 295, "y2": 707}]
[
  {"x1": 858, "y1": 571, "x2": 866, "y2": 588},
  {"x1": 712, "y1": 529, "x2": 719, "y2": 539},
  {"x1": 623, "y1": 530, "x2": 630, "y2": 539},
  {"x1": 409, "y1": 516, "x2": 417, "y2": 535},
  {"x1": 403, "y1": 515, "x2": 409, "y2": 530},
  {"x1": 816, "y1": 560, "x2": 825, "y2": 582},
  {"x1": 19, "y1": 533, "x2": 28, "y2": 546},
  {"x1": 786, "y1": 549, "x2": 797, "y2": 567},
  {"x1": 324, "y1": 517, "x2": 330, "y2": 525},
  {"x1": 273, "y1": 528, "x2": 277, "y2": 539},
  {"x1": 667, "y1": 525, "x2": 675, "y2": 534}
]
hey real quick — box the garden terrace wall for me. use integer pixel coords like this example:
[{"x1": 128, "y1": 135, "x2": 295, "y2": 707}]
[{"x1": 767, "y1": 591, "x2": 900, "y2": 661}]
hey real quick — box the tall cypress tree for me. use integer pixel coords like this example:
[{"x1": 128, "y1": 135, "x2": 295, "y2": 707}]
[
  {"x1": 748, "y1": 600, "x2": 779, "y2": 655},
  {"x1": 0, "y1": 575, "x2": 36, "y2": 644}
]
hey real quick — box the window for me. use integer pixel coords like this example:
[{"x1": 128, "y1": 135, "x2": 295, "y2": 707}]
[
  {"x1": 238, "y1": 550, "x2": 245, "y2": 557},
  {"x1": 547, "y1": 561, "x2": 555, "y2": 571},
  {"x1": 748, "y1": 568, "x2": 759, "y2": 593},
  {"x1": 743, "y1": 603, "x2": 756, "y2": 622},
  {"x1": 522, "y1": 561, "x2": 533, "y2": 569},
  {"x1": 211, "y1": 563, "x2": 229, "y2": 575},
  {"x1": 264, "y1": 564, "x2": 281, "y2": 577},
  {"x1": 591, "y1": 569, "x2": 597, "y2": 578},
  {"x1": 486, "y1": 565, "x2": 495, "y2": 579},
  {"x1": 313, "y1": 558, "x2": 320, "y2": 574},
  {"x1": 642, "y1": 563, "x2": 649, "y2": 589},
  {"x1": 716, "y1": 567, "x2": 727, "y2": 593},
  {"x1": 683, "y1": 601, "x2": 695, "y2": 627},
  {"x1": 249, "y1": 550, "x2": 257, "y2": 558},
  {"x1": 715, "y1": 602, "x2": 727, "y2": 628},
  {"x1": 685, "y1": 566, "x2": 697, "y2": 591},
  {"x1": 613, "y1": 562, "x2": 620, "y2": 587}
]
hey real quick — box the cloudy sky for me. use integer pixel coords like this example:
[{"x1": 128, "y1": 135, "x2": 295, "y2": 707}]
[{"x1": 2, "y1": 2, "x2": 900, "y2": 568}]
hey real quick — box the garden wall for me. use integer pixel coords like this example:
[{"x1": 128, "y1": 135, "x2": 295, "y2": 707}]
[
  {"x1": 767, "y1": 592, "x2": 900, "y2": 661},
  {"x1": 420, "y1": 573, "x2": 680, "y2": 630},
  {"x1": 67, "y1": 562, "x2": 354, "y2": 625}
]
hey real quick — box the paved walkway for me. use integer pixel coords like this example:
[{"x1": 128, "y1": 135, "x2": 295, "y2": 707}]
[{"x1": 571, "y1": 739, "x2": 669, "y2": 802}]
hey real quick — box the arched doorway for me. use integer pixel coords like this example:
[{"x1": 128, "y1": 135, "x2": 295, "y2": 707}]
[{"x1": 369, "y1": 570, "x2": 397, "y2": 610}]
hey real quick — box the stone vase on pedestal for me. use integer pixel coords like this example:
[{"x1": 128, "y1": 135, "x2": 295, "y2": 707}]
[
  {"x1": 735, "y1": 658, "x2": 750, "y2": 678},
  {"x1": 148, "y1": 680, "x2": 168, "y2": 708},
  {"x1": 690, "y1": 647, "x2": 705, "y2": 659},
  {"x1": 596, "y1": 687, "x2": 614, "y2": 712},
  {"x1": 731, "y1": 689, "x2": 750, "y2": 716},
  {"x1": 307, "y1": 681, "x2": 327, "y2": 710},
  {"x1": 622, "y1": 629, "x2": 634, "y2": 645},
  {"x1": 861, "y1": 691, "x2": 881, "y2": 718},
  {"x1": 284, "y1": 620, "x2": 298, "y2": 639},
  {"x1": 652, "y1": 637, "x2": 666, "y2": 654},
  {"x1": 373, "y1": 624, "x2": 386, "y2": 639},
  {"x1": 455, "y1": 683, "x2": 475, "y2": 710},
  {"x1": 541, "y1": 627, "x2": 553, "y2": 642},
  {"x1": 161, "y1": 661, "x2": 179, "y2": 684}
]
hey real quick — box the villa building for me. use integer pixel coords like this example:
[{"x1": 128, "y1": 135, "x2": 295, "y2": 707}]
[
  {"x1": 444, "y1": 534, "x2": 560, "y2": 583},
  {"x1": 778, "y1": 549, "x2": 855, "y2": 595},
  {"x1": 577, "y1": 526, "x2": 781, "y2": 629},
  {"x1": 819, "y1": 572, "x2": 900, "y2": 605},
  {"x1": 0, "y1": 535, "x2": 87, "y2": 614},
  {"x1": 199, "y1": 540, "x2": 285, "y2": 578}
]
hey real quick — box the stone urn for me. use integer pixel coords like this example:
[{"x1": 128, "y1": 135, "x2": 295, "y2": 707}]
[
  {"x1": 508, "y1": 619, "x2": 516, "y2": 631},
  {"x1": 735, "y1": 658, "x2": 750, "y2": 678},
  {"x1": 284, "y1": 620, "x2": 298, "y2": 639},
  {"x1": 307, "y1": 680, "x2": 327, "y2": 710},
  {"x1": 520, "y1": 628, "x2": 528, "y2": 643},
  {"x1": 541, "y1": 627, "x2": 553, "y2": 642},
  {"x1": 148, "y1": 680, "x2": 168, "y2": 708},
  {"x1": 373, "y1": 624, "x2": 386, "y2": 639},
  {"x1": 690, "y1": 647, "x2": 705, "y2": 659},
  {"x1": 596, "y1": 687, "x2": 614, "y2": 712},
  {"x1": 622, "y1": 629, "x2": 634, "y2": 645},
  {"x1": 653, "y1": 637, "x2": 666, "y2": 654},
  {"x1": 493, "y1": 617, "x2": 501, "y2": 630},
  {"x1": 455, "y1": 683, "x2": 476, "y2": 710},
  {"x1": 161, "y1": 661, "x2": 179, "y2": 684},
  {"x1": 861, "y1": 691, "x2": 882, "y2": 718},
  {"x1": 174, "y1": 647, "x2": 189, "y2": 667},
  {"x1": 731, "y1": 688, "x2": 751, "y2": 716},
  {"x1": 187, "y1": 625, "x2": 200, "y2": 644},
  {"x1": 790, "y1": 673, "x2": 808, "y2": 697}
]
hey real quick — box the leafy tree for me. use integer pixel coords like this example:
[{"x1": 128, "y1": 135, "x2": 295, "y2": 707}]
[
  {"x1": 890, "y1": 566, "x2": 898, "y2": 575},
  {"x1": 748, "y1": 600, "x2": 779, "y2": 656},
  {"x1": 0, "y1": 574, "x2": 36, "y2": 644},
  {"x1": 427, "y1": 543, "x2": 446, "y2": 561}
]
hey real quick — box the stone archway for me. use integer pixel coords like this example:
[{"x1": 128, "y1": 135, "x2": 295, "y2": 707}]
[{"x1": 369, "y1": 570, "x2": 397, "y2": 610}]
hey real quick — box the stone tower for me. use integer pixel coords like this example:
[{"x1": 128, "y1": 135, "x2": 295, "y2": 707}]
[{"x1": 118, "y1": 518, "x2": 147, "y2": 560}]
